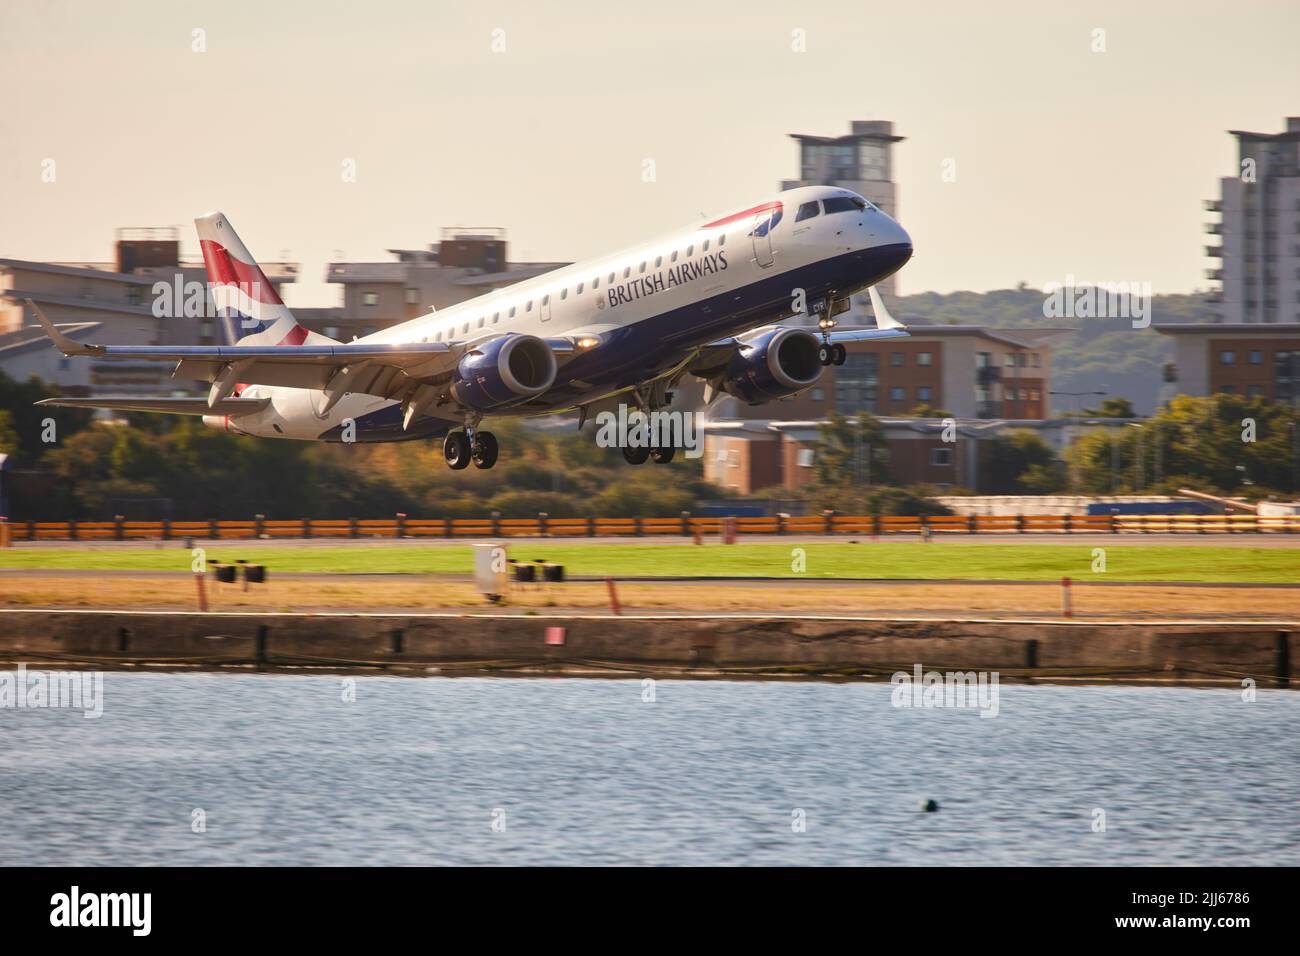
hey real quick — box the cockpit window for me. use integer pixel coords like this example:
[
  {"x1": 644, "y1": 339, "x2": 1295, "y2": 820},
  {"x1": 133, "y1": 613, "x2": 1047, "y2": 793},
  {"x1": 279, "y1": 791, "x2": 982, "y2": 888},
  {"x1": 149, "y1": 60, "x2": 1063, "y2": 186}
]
[
  {"x1": 796, "y1": 201, "x2": 820, "y2": 222},
  {"x1": 823, "y1": 196, "x2": 867, "y2": 215}
]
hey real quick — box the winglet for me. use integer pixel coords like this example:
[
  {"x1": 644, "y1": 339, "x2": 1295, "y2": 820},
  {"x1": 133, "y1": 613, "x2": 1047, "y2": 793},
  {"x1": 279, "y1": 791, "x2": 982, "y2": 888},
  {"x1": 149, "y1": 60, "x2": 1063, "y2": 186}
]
[
  {"x1": 867, "y1": 287, "x2": 906, "y2": 332},
  {"x1": 26, "y1": 299, "x2": 102, "y2": 355}
]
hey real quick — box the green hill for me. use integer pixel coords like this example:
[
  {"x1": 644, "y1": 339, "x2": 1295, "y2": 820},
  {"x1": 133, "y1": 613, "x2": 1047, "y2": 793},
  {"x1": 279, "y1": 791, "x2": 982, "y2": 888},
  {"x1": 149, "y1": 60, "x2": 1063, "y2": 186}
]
[{"x1": 892, "y1": 288, "x2": 1217, "y2": 416}]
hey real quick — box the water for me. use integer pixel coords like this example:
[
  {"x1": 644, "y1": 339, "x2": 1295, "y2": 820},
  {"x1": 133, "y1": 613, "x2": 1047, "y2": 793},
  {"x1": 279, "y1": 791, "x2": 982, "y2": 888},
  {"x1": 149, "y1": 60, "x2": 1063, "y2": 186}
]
[{"x1": 1, "y1": 672, "x2": 1296, "y2": 865}]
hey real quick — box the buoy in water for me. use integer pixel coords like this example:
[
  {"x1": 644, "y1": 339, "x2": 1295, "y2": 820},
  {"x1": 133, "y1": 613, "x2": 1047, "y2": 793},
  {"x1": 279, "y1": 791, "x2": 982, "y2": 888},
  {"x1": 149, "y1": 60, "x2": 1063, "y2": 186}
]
[{"x1": 920, "y1": 799, "x2": 939, "y2": 812}]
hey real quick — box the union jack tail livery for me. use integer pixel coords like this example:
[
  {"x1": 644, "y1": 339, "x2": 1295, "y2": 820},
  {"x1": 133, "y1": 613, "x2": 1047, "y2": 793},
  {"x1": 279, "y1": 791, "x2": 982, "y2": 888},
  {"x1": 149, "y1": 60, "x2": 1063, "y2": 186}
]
[{"x1": 195, "y1": 212, "x2": 335, "y2": 347}]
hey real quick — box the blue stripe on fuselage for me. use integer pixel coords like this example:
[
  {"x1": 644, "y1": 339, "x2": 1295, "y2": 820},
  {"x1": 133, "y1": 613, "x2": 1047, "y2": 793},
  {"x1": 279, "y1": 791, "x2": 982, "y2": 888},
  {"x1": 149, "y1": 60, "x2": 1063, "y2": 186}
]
[{"x1": 325, "y1": 243, "x2": 909, "y2": 442}]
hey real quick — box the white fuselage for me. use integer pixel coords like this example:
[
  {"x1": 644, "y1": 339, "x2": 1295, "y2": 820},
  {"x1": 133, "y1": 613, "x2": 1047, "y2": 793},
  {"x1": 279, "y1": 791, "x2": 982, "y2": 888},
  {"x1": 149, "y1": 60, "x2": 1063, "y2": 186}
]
[{"x1": 219, "y1": 185, "x2": 912, "y2": 441}]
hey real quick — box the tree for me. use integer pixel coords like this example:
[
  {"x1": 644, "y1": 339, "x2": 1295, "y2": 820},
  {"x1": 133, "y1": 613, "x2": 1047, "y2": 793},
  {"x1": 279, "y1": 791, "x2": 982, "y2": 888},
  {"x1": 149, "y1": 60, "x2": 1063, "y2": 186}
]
[
  {"x1": 1081, "y1": 397, "x2": 1136, "y2": 418},
  {"x1": 812, "y1": 411, "x2": 891, "y2": 489},
  {"x1": 984, "y1": 429, "x2": 1065, "y2": 494},
  {"x1": 1063, "y1": 394, "x2": 1299, "y2": 495}
]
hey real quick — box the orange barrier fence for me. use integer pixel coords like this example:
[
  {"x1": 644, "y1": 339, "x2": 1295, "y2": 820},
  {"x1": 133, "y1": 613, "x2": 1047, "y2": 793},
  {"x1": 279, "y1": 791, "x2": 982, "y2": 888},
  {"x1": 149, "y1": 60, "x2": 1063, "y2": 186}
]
[{"x1": 2, "y1": 512, "x2": 1299, "y2": 542}]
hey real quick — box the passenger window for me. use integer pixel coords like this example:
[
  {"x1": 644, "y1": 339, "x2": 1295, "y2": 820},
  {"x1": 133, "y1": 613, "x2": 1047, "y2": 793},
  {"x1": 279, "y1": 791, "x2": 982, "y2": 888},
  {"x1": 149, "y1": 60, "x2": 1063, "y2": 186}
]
[
  {"x1": 686, "y1": 244, "x2": 693, "y2": 256},
  {"x1": 492, "y1": 313, "x2": 500, "y2": 323},
  {"x1": 718, "y1": 234, "x2": 726, "y2": 246},
  {"x1": 623, "y1": 266, "x2": 630, "y2": 278},
  {"x1": 608, "y1": 272, "x2": 614, "y2": 283},
  {"x1": 477, "y1": 317, "x2": 484, "y2": 328},
  {"x1": 462, "y1": 322, "x2": 469, "y2": 334},
  {"x1": 703, "y1": 239, "x2": 710, "y2": 251},
  {"x1": 593, "y1": 277, "x2": 599, "y2": 289},
  {"x1": 577, "y1": 282, "x2": 584, "y2": 294},
  {"x1": 655, "y1": 256, "x2": 662, "y2": 267},
  {"x1": 560, "y1": 289, "x2": 567, "y2": 300},
  {"x1": 671, "y1": 251, "x2": 678, "y2": 262},
  {"x1": 542, "y1": 295, "x2": 549, "y2": 305},
  {"x1": 509, "y1": 306, "x2": 516, "y2": 318},
  {"x1": 526, "y1": 300, "x2": 533, "y2": 312},
  {"x1": 435, "y1": 331, "x2": 442, "y2": 341},
  {"x1": 796, "y1": 201, "x2": 820, "y2": 222}
]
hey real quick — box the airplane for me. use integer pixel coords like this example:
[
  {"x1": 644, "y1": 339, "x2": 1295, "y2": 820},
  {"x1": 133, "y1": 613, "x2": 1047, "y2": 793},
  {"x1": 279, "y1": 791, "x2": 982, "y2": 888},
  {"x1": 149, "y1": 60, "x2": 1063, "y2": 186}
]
[{"x1": 33, "y1": 184, "x2": 912, "y2": 470}]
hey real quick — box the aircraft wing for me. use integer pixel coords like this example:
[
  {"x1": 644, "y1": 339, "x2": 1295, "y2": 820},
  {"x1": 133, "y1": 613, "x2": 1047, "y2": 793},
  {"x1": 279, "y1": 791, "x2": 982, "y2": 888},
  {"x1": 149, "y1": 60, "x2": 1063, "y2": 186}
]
[
  {"x1": 29, "y1": 298, "x2": 578, "y2": 413},
  {"x1": 35, "y1": 396, "x2": 271, "y2": 417}
]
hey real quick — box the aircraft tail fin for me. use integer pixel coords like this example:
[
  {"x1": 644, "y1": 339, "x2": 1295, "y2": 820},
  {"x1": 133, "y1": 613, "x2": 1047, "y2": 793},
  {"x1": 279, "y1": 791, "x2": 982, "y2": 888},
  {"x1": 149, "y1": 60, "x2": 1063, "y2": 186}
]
[{"x1": 194, "y1": 212, "x2": 336, "y2": 346}]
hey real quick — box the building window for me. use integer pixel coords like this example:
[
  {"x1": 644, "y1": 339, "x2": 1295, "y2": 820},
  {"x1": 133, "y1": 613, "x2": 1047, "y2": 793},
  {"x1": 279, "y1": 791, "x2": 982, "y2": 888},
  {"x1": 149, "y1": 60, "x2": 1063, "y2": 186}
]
[
  {"x1": 1249, "y1": 350, "x2": 1263, "y2": 364},
  {"x1": 1248, "y1": 384, "x2": 1263, "y2": 397},
  {"x1": 1031, "y1": 353, "x2": 1041, "y2": 367},
  {"x1": 126, "y1": 286, "x2": 143, "y2": 305},
  {"x1": 1005, "y1": 353, "x2": 1016, "y2": 366},
  {"x1": 362, "y1": 292, "x2": 378, "y2": 306},
  {"x1": 796, "y1": 448, "x2": 815, "y2": 467},
  {"x1": 811, "y1": 387, "x2": 825, "y2": 401},
  {"x1": 917, "y1": 386, "x2": 932, "y2": 401},
  {"x1": 833, "y1": 352, "x2": 879, "y2": 414},
  {"x1": 1220, "y1": 350, "x2": 1235, "y2": 365},
  {"x1": 890, "y1": 352, "x2": 904, "y2": 367},
  {"x1": 1030, "y1": 389, "x2": 1041, "y2": 401},
  {"x1": 404, "y1": 288, "x2": 419, "y2": 304},
  {"x1": 931, "y1": 448, "x2": 952, "y2": 466},
  {"x1": 889, "y1": 386, "x2": 905, "y2": 401},
  {"x1": 917, "y1": 351, "x2": 932, "y2": 367}
]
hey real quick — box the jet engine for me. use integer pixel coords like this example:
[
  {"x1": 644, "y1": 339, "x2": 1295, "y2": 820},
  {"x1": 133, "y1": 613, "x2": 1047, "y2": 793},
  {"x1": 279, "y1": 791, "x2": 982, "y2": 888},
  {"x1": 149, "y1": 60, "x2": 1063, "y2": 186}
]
[
  {"x1": 721, "y1": 328, "x2": 824, "y2": 404},
  {"x1": 451, "y1": 334, "x2": 557, "y2": 410}
]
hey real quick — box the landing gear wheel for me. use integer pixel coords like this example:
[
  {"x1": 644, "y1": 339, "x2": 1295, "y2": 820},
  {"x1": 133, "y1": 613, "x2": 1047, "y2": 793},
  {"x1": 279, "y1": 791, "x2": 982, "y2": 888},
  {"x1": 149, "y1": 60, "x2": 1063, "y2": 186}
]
[
  {"x1": 443, "y1": 431, "x2": 471, "y2": 470},
  {"x1": 818, "y1": 343, "x2": 834, "y2": 367},
  {"x1": 650, "y1": 446, "x2": 675, "y2": 464},
  {"x1": 622, "y1": 445, "x2": 650, "y2": 465},
  {"x1": 471, "y1": 431, "x2": 499, "y2": 470},
  {"x1": 831, "y1": 343, "x2": 847, "y2": 366}
]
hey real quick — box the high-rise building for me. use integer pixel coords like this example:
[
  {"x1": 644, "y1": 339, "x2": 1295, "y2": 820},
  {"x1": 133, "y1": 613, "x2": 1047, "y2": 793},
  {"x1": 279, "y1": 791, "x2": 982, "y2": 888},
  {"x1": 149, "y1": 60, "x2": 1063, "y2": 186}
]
[
  {"x1": 781, "y1": 120, "x2": 904, "y2": 298},
  {"x1": 1205, "y1": 116, "x2": 1300, "y2": 324}
]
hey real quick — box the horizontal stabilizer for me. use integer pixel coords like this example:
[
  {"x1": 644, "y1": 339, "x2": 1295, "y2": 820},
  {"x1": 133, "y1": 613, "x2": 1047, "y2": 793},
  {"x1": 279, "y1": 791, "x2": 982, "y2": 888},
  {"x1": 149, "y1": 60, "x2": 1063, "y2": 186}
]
[{"x1": 36, "y1": 396, "x2": 271, "y2": 417}]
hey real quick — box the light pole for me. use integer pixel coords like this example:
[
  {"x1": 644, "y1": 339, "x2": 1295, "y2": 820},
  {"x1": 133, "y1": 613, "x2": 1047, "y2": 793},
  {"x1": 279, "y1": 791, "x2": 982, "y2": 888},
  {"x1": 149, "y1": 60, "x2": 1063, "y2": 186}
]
[
  {"x1": 1050, "y1": 388, "x2": 1107, "y2": 493},
  {"x1": 1127, "y1": 422, "x2": 1143, "y2": 493}
]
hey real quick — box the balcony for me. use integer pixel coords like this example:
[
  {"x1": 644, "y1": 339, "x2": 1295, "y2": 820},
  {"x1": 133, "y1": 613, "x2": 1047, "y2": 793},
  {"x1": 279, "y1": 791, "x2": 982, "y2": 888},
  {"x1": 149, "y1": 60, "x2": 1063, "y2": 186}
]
[
  {"x1": 1204, "y1": 268, "x2": 1224, "y2": 280},
  {"x1": 1205, "y1": 245, "x2": 1224, "y2": 257},
  {"x1": 1205, "y1": 223, "x2": 1223, "y2": 234},
  {"x1": 1204, "y1": 291, "x2": 1223, "y2": 303},
  {"x1": 1204, "y1": 199, "x2": 1223, "y2": 212},
  {"x1": 975, "y1": 401, "x2": 1002, "y2": 419},
  {"x1": 975, "y1": 366, "x2": 1001, "y2": 386}
]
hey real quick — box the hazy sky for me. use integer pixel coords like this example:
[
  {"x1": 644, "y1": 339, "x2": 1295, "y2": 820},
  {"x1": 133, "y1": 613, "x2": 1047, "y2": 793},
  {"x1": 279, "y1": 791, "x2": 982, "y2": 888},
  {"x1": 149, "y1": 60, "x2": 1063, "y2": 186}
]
[{"x1": 2, "y1": 0, "x2": 1297, "y2": 307}]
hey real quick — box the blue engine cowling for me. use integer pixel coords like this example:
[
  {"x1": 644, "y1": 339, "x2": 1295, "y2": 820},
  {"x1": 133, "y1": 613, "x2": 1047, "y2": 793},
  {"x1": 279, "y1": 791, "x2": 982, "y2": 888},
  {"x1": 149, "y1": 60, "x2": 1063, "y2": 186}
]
[
  {"x1": 450, "y1": 334, "x2": 558, "y2": 411},
  {"x1": 722, "y1": 328, "x2": 824, "y2": 404}
]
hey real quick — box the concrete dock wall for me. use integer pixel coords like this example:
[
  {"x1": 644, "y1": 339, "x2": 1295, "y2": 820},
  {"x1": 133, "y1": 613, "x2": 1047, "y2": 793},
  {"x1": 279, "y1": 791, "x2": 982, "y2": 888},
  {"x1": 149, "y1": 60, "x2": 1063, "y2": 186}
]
[{"x1": 0, "y1": 610, "x2": 1295, "y2": 685}]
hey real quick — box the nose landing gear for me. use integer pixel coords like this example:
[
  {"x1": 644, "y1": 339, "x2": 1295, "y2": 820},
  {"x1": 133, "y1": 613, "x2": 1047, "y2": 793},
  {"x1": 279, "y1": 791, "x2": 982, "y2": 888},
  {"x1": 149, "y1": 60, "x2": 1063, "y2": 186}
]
[{"x1": 815, "y1": 291, "x2": 847, "y2": 367}]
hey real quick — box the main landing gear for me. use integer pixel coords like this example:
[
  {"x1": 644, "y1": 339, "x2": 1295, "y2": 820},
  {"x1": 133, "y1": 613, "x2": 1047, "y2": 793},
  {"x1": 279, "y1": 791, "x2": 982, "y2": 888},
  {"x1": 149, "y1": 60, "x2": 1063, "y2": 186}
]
[
  {"x1": 621, "y1": 445, "x2": 675, "y2": 465},
  {"x1": 444, "y1": 428, "x2": 498, "y2": 470},
  {"x1": 818, "y1": 342, "x2": 847, "y2": 367}
]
